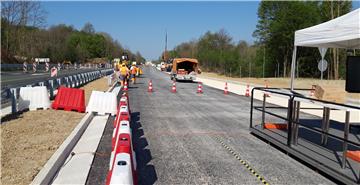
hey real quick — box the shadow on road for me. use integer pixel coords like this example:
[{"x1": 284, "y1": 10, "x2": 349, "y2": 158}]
[{"x1": 131, "y1": 112, "x2": 157, "y2": 185}]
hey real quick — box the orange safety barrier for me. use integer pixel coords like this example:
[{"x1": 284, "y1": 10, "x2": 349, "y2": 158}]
[{"x1": 346, "y1": 150, "x2": 360, "y2": 163}]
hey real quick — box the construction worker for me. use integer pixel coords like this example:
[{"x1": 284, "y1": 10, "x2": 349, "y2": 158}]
[
  {"x1": 130, "y1": 64, "x2": 138, "y2": 84},
  {"x1": 113, "y1": 66, "x2": 121, "y2": 84},
  {"x1": 119, "y1": 63, "x2": 129, "y2": 86}
]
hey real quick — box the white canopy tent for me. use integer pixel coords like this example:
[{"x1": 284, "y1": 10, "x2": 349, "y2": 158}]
[{"x1": 290, "y1": 8, "x2": 360, "y2": 90}]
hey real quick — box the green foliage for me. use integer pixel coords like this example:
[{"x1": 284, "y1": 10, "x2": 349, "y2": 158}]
[
  {"x1": 254, "y1": 1, "x2": 352, "y2": 79},
  {"x1": 1, "y1": 19, "x2": 142, "y2": 63},
  {"x1": 167, "y1": 1, "x2": 352, "y2": 79}
]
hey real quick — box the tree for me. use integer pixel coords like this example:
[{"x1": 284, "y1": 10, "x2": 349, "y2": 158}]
[
  {"x1": 135, "y1": 51, "x2": 145, "y2": 64},
  {"x1": 81, "y1": 22, "x2": 95, "y2": 34},
  {"x1": 1, "y1": 1, "x2": 46, "y2": 57},
  {"x1": 253, "y1": 1, "x2": 321, "y2": 77},
  {"x1": 253, "y1": 1, "x2": 352, "y2": 79}
]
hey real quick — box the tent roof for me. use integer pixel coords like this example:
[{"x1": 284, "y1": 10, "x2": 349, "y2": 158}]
[{"x1": 294, "y1": 8, "x2": 360, "y2": 49}]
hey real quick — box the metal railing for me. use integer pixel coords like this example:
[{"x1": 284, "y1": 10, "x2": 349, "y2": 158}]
[{"x1": 250, "y1": 87, "x2": 360, "y2": 169}]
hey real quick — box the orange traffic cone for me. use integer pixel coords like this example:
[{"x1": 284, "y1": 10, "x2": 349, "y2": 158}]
[
  {"x1": 124, "y1": 80, "x2": 128, "y2": 91},
  {"x1": 171, "y1": 82, "x2": 176, "y2": 93},
  {"x1": 224, "y1": 82, "x2": 229, "y2": 95},
  {"x1": 245, "y1": 84, "x2": 250, "y2": 97},
  {"x1": 197, "y1": 82, "x2": 203, "y2": 94},
  {"x1": 148, "y1": 80, "x2": 153, "y2": 92}
]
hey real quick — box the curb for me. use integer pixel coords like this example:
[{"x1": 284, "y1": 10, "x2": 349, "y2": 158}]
[{"x1": 31, "y1": 81, "x2": 119, "y2": 184}]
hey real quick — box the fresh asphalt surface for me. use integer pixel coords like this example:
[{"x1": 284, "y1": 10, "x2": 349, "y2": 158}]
[{"x1": 88, "y1": 66, "x2": 334, "y2": 185}]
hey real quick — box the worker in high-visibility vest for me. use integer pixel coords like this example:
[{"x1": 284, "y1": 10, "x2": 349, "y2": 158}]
[
  {"x1": 130, "y1": 64, "x2": 138, "y2": 84},
  {"x1": 119, "y1": 63, "x2": 129, "y2": 86}
]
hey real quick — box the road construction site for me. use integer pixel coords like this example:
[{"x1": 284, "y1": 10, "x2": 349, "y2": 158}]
[
  {"x1": 115, "y1": 66, "x2": 331, "y2": 184},
  {"x1": 1, "y1": 65, "x2": 359, "y2": 185}
]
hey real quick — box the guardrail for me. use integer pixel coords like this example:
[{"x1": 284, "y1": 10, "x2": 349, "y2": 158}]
[
  {"x1": 250, "y1": 87, "x2": 360, "y2": 184},
  {"x1": 1, "y1": 63, "x2": 106, "y2": 71},
  {"x1": 1, "y1": 69, "x2": 114, "y2": 117}
]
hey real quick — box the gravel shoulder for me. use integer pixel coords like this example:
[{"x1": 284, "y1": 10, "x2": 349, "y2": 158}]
[
  {"x1": 1, "y1": 77, "x2": 110, "y2": 185},
  {"x1": 199, "y1": 72, "x2": 359, "y2": 103}
]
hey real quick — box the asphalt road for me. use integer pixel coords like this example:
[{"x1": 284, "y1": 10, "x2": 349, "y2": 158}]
[
  {"x1": 0, "y1": 68, "x2": 101, "y2": 90},
  {"x1": 115, "y1": 66, "x2": 334, "y2": 185}
]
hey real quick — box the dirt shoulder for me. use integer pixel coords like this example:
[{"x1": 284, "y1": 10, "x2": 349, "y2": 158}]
[
  {"x1": 1, "y1": 77, "x2": 111, "y2": 185},
  {"x1": 199, "y1": 72, "x2": 359, "y2": 104}
]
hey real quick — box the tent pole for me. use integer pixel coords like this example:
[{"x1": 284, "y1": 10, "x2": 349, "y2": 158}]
[{"x1": 290, "y1": 47, "x2": 297, "y2": 91}]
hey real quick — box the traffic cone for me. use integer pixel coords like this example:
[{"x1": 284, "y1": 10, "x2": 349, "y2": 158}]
[
  {"x1": 224, "y1": 82, "x2": 229, "y2": 95},
  {"x1": 264, "y1": 81, "x2": 270, "y2": 97},
  {"x1": 245, "y1": 84, "x2": 250, "y2": 97},
  {"x1": 124, "y1": 81, "x2": 128, "y2": 91},
  {"x1": 171, "y1": 82, "x2": 176, "y2": 93},
  {"x1": 197, "y1": 82, "x2": 203, "y2": 94},
  {"x1": 148, "y1": 80, "x2": 153, "y2": 92}
]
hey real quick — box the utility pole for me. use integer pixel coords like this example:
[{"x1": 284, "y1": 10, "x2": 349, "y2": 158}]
[
  {"x1": 164, "y1": 29, "x2": 168, "y2": 62},
  {"x1": 249, "y1": 59, "x2": 252, "y2": 78},
  {"x1": 239, "y1": 65, "x2": 242, "y2": 78}
]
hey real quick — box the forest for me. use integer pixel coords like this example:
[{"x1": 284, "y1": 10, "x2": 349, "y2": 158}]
[{"x1": 164, "y1": 1, "x2": 356, "y2": 79}]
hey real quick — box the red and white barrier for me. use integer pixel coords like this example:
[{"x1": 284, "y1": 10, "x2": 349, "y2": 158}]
[
  {"x1": 107, "y1": 133, "x2": 137, "y2": 185},
  {"x1": 33, "y1": 63, "x2": 37, "y2": 73},
  {"x1": 107, "y1": 91, "x2": 137, "y2": 185},
  {"x1": 23, "y1": 62, "x2": 27, "y2": 73},
  {"x1": 119, "y1": 97, "x2": 129, "y2": 108},
  {"x1": 112, "y1": 121, "x2": 131, "y2": 150},
  {"x1": 119, "y1": 105, "x2": 130, "y2": 122}
]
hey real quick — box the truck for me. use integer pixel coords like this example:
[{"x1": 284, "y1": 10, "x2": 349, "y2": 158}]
[{"x1": 170, "y1": 58, "x2": 200, "y2": 82}]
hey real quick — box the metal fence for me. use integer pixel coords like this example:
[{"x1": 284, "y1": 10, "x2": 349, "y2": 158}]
[
  {"x1": 250, "y1": 87, "x2": 360, "y2": 184},
  {"x1": 1, "y1": 69, "x2": 114, "y2": 117}
]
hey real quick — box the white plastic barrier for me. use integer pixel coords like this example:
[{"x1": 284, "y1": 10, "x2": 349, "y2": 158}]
[
  {"x1": 18, "y1": 86, "x2": 51, "y2": 111},
  {"x1": 86, "y1": 91, "x2": 117, "y2": 115}
]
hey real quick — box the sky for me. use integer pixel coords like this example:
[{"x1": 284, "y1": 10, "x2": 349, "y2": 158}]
[
  {"x1": 42, "y1": 1, "x2": 260, "y2": 60},
  {"x1": 42, "y1": 1, "x2": 360, "y2": 61}
]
